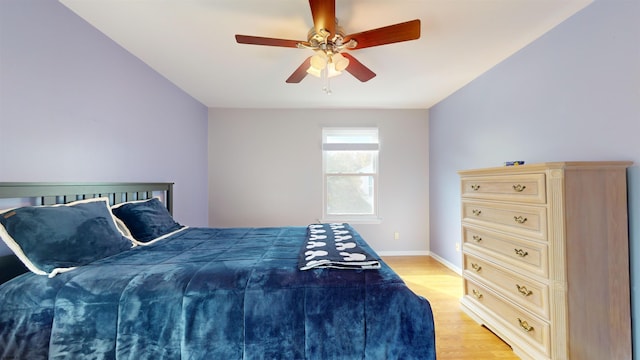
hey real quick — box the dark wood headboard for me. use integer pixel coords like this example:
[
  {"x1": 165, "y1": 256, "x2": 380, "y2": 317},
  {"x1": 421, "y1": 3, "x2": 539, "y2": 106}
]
[{"x1": 0, "y1": 182, "x2": 174, "y2": 285}]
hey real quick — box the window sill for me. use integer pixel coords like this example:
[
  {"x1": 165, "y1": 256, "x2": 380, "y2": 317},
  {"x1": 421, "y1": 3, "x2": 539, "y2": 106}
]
[{"x1": 319, "y1": 217, "x2": 382, "y2": 225}]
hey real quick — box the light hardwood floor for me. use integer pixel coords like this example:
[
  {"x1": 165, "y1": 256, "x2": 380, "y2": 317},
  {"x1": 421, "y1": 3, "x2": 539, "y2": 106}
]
[{"x1": 383, "y1": 256, "x2": 519, "y2": 360}]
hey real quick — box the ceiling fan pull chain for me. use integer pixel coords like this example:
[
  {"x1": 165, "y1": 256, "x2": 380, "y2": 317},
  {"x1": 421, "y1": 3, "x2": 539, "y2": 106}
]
[{"x1": 322, "y1": 65, "x2": 332, "y2": 95}]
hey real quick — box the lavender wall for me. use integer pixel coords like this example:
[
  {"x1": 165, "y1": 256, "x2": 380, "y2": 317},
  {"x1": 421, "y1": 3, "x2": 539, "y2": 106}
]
[
  {"x1": 208, "y1": 108, "x2": 429, "y2": 255},
  {"x1": 0, "y1": 0, "x2": 209, "y2": 232},
  {"x1": 429, "y1": 0, "x2": 640, "y2": 353}
]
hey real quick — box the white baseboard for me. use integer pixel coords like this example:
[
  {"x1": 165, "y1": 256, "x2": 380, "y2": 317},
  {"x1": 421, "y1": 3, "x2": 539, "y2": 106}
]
[
  {"x1": 429, "y1": 252, "x2": 462, "y2": 275},
  {"x1": 377, "y1": 250, "x2": 431, "y2": 257},
  {"x1": 377, "y1": 250, "x2": 463, "y2": 275}
]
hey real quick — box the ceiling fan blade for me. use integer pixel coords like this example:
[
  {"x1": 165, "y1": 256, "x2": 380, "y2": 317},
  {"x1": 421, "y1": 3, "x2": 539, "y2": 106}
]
[
  {"x1": 309, "y1": 0, "x2": 336, "y2": 37},
  {"x1": 235, "y1": 34, "x2": 301, "y2": 48},
  {"x1": 342, "y1": 53, "x2": 376, "y2": 82},
  {"x1": 286, "y1": 57, "x2": 312, "y2": 83},
  {"x1": 344, "y1": 19, "x2": 421, "y2": 50}
]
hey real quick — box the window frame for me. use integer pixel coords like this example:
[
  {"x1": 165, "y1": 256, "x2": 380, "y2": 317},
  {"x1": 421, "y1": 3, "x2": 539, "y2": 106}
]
[{"x1": 321, "y1": 127, "x2": 381, "y2": 224}]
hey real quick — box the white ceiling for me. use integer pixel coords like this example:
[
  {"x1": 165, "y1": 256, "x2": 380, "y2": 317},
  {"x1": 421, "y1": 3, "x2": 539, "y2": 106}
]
[{"x1": 59, "y1": 0, "x2": 591, "y2": 109}]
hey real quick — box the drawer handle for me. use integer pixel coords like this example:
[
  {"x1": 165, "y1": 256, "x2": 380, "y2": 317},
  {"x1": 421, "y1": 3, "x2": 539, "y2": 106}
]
[
  {"x1": 513, "y1": 216, "x2": 528, "y2": 224},
  {"x1": 471, "y1": 263, "x2": 482, "y2": 272},
  {"x1": 516, "y1": 284, "x2": 533, "y2": 297},
  {"x1": 472, "y1": 209, "x2": 482, "y2": 216},
  {"x1": 472, "y1": 289, "x2": 483, "y2": 299},
  {"x1": 514, "y1": 248, "x2": 529, "y2": 257},
  {"x1": 512, "y1": 184, "x2": 527, "y2": 192},
  {"x1": 471, "y1": 184, "x2": 480, "y2": 191},
  {"x1": 472, "y1": 235, "x2": 482, "y2": 242},
  {"x1": 517, "y1": 318, "x2": 534, "y2": 332}
]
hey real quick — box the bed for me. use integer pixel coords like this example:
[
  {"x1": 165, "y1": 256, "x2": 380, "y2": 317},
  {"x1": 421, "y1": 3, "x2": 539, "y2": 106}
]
[{"x1": 0, "y1": 182, "x2": 436, "y2": 359}]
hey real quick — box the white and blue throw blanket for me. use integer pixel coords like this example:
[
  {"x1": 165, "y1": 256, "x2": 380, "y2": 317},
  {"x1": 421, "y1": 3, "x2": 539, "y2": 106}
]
[{"x1": 299, "y1": 223, "x2": 381, "y2": 270}]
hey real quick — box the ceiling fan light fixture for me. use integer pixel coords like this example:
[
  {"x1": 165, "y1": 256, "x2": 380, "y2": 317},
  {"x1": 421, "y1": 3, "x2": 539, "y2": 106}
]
[
  {"x1": 307, "y1": 59, "x2": 347, "y2": 79},
  {"x1": 326, "y1": 62, "x2": 342, "y2": 78},
  {"x1": 306, "y1": 66, "x2": 322, "y2": 78},
  {"x1": 332, "y1": 52, "x2": 349, "y2": 71},
  {"x1": 310, "y1": 52, "x2": 328, "y2": 70}
]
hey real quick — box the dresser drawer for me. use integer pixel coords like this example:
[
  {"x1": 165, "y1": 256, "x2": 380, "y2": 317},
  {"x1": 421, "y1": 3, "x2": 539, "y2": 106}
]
[
  {"x1": 462, "y1": 201, "x2": 547, "y2": 240},
  {"x1": 464, "y1": 279, "x2": 551, "y2": 357},
  {"x1": 464, "y1": 254, "x2": 549, "y2": 320},
  {"x1": 463, "y1": 225, "x2": 548, "y2": 278},
  {"x1": 461, "y1": 173, "x2": 546, "y2": 204}
]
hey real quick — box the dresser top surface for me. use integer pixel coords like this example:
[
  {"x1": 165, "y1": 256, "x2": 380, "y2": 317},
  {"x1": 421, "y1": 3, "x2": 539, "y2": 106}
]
[{"x1": 458, "y1": 161, "x2": 633, "y2": 176}]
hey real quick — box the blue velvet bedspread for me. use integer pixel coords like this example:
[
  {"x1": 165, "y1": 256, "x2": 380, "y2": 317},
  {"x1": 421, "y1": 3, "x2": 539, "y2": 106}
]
[{"x1": 0, "y1": 226, "x2": 436, "y2": 359}]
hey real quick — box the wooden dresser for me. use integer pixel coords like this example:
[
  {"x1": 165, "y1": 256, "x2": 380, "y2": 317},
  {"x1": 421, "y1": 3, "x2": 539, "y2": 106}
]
[{"x1": 458, "y1": 162, "x2": 632, "y2": 360}]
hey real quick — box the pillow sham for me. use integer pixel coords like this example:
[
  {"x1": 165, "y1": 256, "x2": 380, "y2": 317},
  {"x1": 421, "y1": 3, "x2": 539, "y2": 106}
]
[
  {"x1": 111, "y1": 197, "x2": 183, "y2": 244},
  {"x1": 0, "y1": 197, "x2": 133, "y2": 277}
]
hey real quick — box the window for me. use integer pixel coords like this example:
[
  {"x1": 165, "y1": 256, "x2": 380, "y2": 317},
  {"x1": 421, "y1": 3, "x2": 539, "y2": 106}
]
[{"x1": 322, "y1": 128, "x2": 379, "y2": 222}]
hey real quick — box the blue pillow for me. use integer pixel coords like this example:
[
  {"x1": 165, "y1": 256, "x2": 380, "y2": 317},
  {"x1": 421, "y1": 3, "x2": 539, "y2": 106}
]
[
  {"x1": 0, "y1": 198, "x2": 133, "y2": 277},
  {"x1": 111, "y1": 198, "x2": 183, "y2": 243}
]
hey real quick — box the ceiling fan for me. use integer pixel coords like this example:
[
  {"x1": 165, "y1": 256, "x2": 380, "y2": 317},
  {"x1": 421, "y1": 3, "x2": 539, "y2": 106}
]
[{"x1": 235, "y1": 0, "x2": 421, "y2": 90}]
